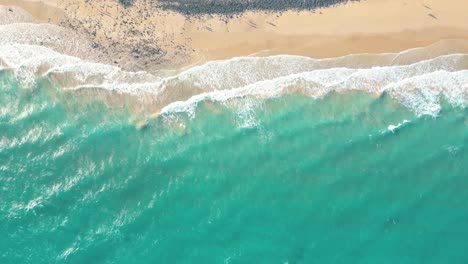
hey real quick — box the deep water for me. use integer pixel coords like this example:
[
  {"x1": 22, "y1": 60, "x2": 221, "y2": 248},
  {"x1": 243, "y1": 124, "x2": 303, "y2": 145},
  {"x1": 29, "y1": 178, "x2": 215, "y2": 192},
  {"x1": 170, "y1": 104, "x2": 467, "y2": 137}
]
[{"x1": 1, "y1": 72, "x2": 468, "y2": 263}]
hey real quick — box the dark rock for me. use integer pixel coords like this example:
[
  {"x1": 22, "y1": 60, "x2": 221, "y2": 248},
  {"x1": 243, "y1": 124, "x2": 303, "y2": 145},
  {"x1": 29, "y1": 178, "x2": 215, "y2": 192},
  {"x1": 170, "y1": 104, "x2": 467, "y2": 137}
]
[
  {"x1": 118, "y1": 0, "x2": 135, "y2": 8},
  {"x1": 116, "y1": 0, "x2": 359, "y2": 15},
  {"x1": 156, "y1": 0, "x2": 356, "y2": 15}
]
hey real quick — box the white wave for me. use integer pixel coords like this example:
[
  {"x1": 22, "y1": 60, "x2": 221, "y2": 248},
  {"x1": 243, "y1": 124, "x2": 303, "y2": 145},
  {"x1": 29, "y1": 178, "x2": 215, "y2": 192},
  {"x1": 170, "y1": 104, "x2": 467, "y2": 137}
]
[
  {"x1": 47, "y1": 62, "x2": 162, "y2": 94},
  {"x1": 0, "y1": 6, "x2": 34, "y2": 25},
  {"x1": 387, "y1": 70, "x2": 468, "y2": 115},
  {"x1": 0, "y1": 44, "x2": 159, "y2": 92},
  {"x1": 386, "y1": 120, "x2": 410, "y2": 133},
  {"x1": 0, "y1": 23, "x2": 94, "y2": 57},
  {"x1": 1, "y1": 37, "x2": 467, "y2": 117},
  {"x1": 58, "y1": 245, "x2": 77, "y2": 260},
  {"x1": 160, "y1": 66, "x2": 468, "y2": 117},
  {"x1": 0, "y1": 39, "x2": 463, "y2": 90},
  {"x1": 391, "y1": 39, "x2": 468, "y2": 65},
  {"x1": 65, "y1": 52, "x2": 468, "y2": 114},
  {"x1": 0, "y1": 44, "x2": 80, "y2": 86}
]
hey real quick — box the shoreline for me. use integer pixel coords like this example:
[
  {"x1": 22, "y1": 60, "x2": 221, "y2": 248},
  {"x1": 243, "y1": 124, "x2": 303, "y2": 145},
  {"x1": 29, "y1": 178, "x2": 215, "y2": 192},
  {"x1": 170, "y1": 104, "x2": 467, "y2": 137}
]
[
  {"x1": 1, "y1": 0, "x2": 468, "y2": 71},
  {"x1": 188, "y1": 27, "x2": 468, "y2": 62}
]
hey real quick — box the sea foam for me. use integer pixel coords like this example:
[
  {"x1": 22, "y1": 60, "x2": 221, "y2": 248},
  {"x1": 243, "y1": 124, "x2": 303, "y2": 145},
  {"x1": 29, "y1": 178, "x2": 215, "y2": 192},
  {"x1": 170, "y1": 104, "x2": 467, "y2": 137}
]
[
  {"x1": 1, "y1": 21, "x2": 467, "y2": 118},
  {"x1": 0, "y1": 7, "x2": 34, "y2": 25},
  {"x1": 160, "y1": 55, "x2": 468, "y2": 117}
]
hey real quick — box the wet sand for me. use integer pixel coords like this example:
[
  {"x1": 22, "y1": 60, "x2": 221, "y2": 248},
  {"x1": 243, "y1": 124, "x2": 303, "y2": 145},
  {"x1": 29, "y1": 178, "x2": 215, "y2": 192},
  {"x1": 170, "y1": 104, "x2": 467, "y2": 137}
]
[{"x1": 1, "y1": 0, "x2": 468, "y2": 71}]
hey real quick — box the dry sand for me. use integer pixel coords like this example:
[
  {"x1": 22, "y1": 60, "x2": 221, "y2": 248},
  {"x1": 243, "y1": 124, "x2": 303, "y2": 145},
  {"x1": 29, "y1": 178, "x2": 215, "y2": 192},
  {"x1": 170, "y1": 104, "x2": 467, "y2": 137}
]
[
  {"x1": 0, "y1": 0, "x2": 63, "y2": 22},
  {"x1": 186, "y1": 0, "x2": 468, "y2": 61},
  {"x1": 1, "y1": 0, "x2": 468, "y2": 70}
]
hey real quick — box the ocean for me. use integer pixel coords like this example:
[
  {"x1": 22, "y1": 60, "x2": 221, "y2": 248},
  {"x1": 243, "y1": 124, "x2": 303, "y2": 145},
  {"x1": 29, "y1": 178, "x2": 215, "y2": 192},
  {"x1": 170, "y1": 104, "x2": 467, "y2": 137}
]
[{"x1": 1, "y1": 40, "x2": 468, "y2": 263}]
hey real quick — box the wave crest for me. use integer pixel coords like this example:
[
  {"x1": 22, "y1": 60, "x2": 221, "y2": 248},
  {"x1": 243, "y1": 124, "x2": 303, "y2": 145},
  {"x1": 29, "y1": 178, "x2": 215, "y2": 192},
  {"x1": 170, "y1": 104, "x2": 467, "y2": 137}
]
[{"x1": 1, "y1": 37, "x2": 468, "y2": 117}]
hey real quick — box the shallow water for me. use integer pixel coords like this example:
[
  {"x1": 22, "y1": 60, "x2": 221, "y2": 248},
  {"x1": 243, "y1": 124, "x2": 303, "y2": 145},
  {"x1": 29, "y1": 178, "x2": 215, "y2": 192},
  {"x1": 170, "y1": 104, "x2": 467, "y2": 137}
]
[{"x1": 1, "y1": 70, "x2": 468, "y2": 263}]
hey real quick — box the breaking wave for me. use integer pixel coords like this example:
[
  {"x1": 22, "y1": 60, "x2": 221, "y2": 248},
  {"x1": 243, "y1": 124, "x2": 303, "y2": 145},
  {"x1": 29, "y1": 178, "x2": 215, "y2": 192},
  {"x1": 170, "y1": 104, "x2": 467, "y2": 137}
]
[
  {"x1": 1, "y1": 20, "x2": 468, "y2": 118},
  {"x1": 0, "y1": 6, "x2": 34, "y2": 25}
]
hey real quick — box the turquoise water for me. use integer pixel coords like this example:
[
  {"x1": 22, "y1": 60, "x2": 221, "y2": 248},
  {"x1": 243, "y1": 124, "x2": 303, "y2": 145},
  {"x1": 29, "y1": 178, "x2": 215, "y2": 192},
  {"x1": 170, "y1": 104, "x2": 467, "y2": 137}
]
[{"x1": 1, "y1": 71, "x2": 468, "y2": 263}]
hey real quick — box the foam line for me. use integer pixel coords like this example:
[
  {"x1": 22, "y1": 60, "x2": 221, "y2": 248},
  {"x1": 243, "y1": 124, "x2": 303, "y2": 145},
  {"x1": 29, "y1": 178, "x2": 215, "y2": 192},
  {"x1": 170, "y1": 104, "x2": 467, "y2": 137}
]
[{"x1": 1, "y1": 35, "x2": 467, "y2": 117}]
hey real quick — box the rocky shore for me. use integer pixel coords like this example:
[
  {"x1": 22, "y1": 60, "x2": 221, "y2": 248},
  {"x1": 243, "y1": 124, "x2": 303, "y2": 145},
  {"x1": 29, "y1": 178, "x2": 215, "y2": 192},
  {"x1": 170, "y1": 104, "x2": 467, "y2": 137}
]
[
  {"x1": 163, "y1": 0, "x2": 353, "y2": 15},
  {"x1": 2, "y1": 0, "x2": 468, "y2": 73},
  {"x1": 58, "y1": 0, "x2": 359, "y2": 72},
  {"x1": 121, "y1": 0, "x2": 354, "y2": 15}
]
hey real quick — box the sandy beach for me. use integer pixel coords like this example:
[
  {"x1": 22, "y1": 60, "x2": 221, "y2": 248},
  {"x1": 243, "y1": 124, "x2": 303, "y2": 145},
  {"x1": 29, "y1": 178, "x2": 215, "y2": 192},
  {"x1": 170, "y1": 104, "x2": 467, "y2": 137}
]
[{"x1": 1, "y1": 0, "x2": 468, "y2": 70}]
